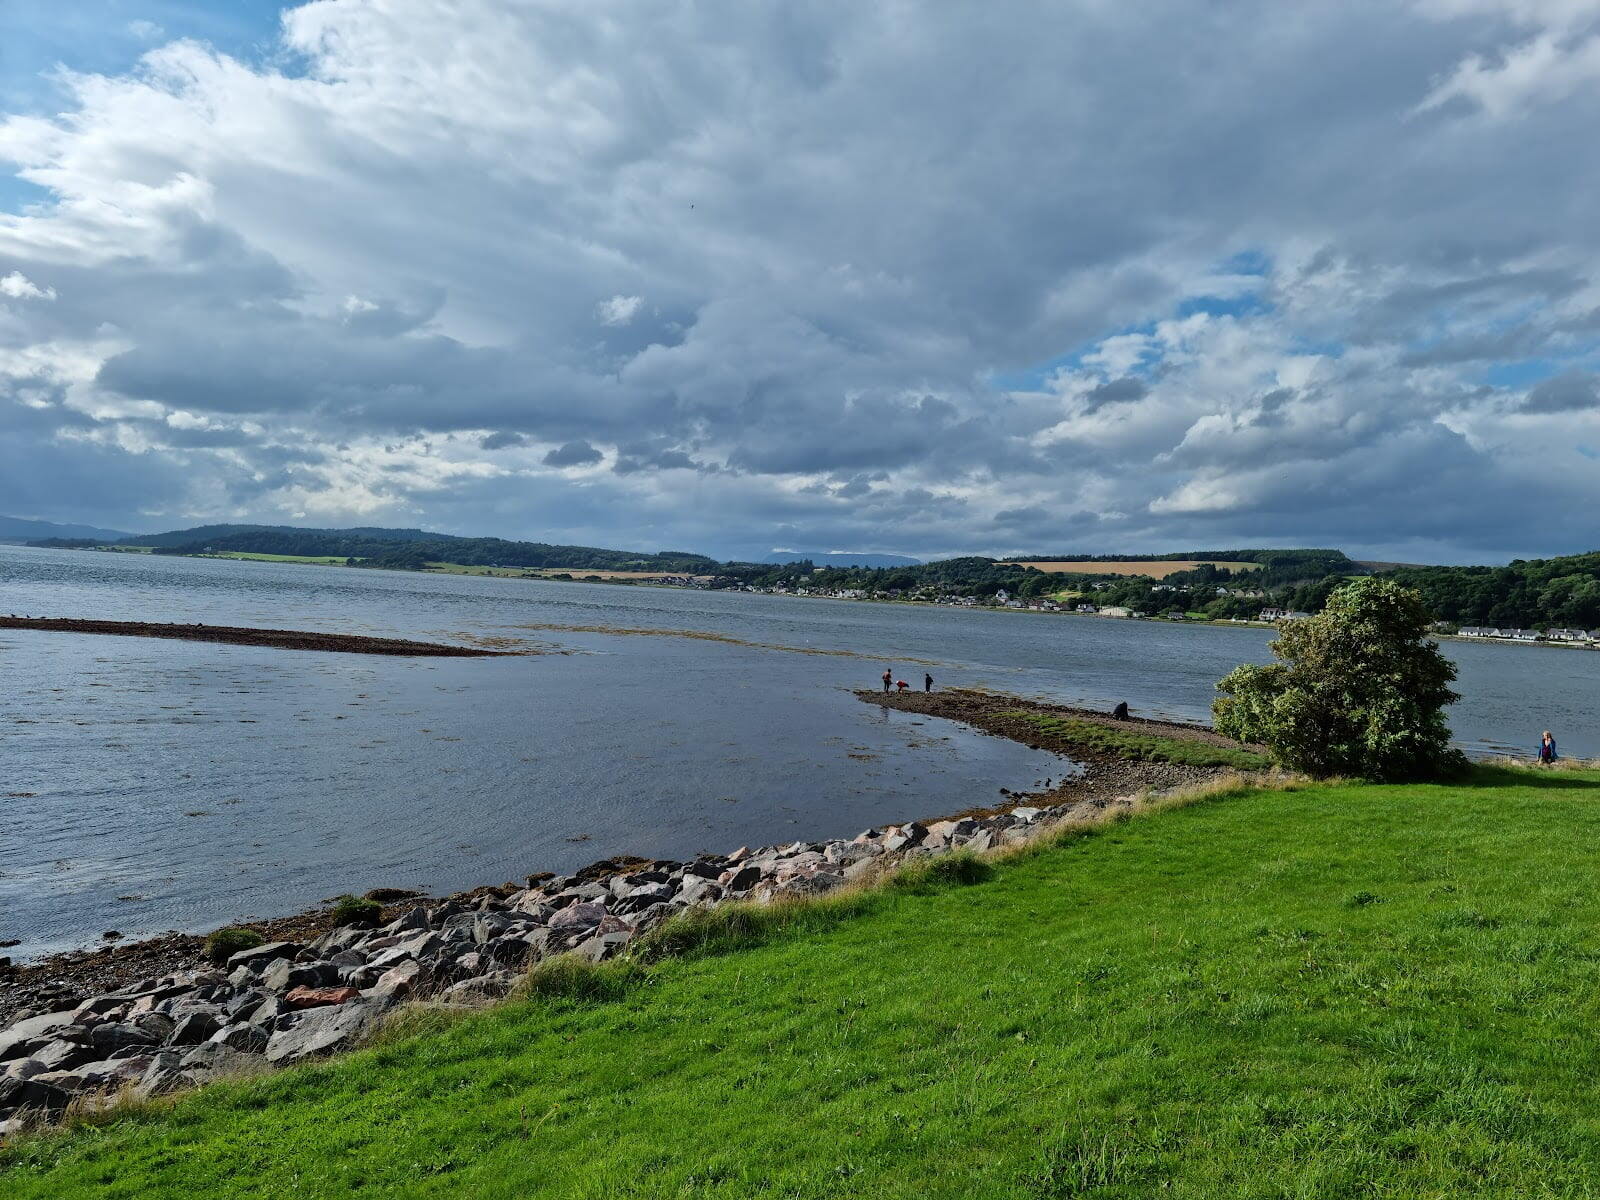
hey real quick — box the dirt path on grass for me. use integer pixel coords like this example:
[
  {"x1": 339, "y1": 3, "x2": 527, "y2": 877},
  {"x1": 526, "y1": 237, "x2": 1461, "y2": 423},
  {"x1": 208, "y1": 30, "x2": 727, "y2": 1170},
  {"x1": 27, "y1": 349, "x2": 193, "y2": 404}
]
[{"x1": 0, "y1": 618, "x2": 514, "y2": 656}]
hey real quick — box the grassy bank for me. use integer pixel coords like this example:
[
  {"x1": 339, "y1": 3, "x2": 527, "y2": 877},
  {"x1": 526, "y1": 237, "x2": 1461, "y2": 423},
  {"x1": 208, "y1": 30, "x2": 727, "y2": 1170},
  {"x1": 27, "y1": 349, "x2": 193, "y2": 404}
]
[
  {"x1": 8, "y1": 766, "x2": 1600, "y2": 1197},
  {"x1": 994, "y1": 709, "x2": 1270, "y2": 770}
]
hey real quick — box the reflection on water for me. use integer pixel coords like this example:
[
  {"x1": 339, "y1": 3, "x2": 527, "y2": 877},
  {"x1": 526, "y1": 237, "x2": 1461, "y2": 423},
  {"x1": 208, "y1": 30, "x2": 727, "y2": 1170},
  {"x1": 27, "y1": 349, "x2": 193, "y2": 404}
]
[{"x1": 1, "y1": 545, "x2": 1593, "y2": 958}]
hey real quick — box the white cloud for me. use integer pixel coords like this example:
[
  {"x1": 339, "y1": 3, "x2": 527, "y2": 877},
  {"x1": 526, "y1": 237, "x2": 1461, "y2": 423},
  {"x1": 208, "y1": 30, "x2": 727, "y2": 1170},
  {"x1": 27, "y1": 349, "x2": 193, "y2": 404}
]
[
  {"x1": 596, "y1": 294, "x2": 643, "y2": 326},
  {"x1": 0, "y1": 271, "x2": 55, "y2": 301}
]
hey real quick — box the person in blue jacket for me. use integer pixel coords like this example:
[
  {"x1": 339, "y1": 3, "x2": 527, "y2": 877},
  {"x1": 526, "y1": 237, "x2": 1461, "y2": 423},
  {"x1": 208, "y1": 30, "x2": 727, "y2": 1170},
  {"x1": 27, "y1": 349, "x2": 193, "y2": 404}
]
[{"x1": 1538, "y1": 730, "x2": 1558, "y2": 764}]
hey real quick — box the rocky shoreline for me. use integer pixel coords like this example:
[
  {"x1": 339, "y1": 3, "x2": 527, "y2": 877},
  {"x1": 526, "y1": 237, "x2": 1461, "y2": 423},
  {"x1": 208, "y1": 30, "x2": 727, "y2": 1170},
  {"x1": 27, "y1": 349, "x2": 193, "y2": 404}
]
[
  {"x1": 0, "y1": 617, "x2": 511, "y2": 656},
  {"x1": 0, "y1": 690, "x2": 1257, "y2": 1135}
]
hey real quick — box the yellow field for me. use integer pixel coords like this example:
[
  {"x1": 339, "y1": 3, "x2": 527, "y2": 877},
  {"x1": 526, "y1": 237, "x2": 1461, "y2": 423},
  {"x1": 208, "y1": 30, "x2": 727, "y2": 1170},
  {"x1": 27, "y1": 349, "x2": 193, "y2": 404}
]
[{"x1": 1003, "y1": 559, "x2": 1260, "y2": 578}]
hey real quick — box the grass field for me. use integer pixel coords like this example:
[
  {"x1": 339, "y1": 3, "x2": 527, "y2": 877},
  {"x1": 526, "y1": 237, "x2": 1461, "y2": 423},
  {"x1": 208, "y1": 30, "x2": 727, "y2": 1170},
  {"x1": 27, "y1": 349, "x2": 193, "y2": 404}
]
[
  {"x1": 7, "y1": 766, "x2": 1600, "y2": 1198},
  {"x1": 1003, "y1": 559, "x2": 1260, "y2": 578}
]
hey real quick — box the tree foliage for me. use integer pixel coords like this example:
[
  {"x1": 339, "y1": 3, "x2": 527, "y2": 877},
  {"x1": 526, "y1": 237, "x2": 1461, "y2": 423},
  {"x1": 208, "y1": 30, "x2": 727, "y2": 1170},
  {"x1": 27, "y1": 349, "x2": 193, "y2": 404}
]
[{"x1": 1213, "y1": 577, "x2": 1466, "y2": 781}]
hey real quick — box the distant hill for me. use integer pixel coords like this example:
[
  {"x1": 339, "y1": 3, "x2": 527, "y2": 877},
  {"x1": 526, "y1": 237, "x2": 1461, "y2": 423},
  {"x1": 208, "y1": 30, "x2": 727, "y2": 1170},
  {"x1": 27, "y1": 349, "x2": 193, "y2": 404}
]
[
  {"x1": 0, "y1": 515, "x2": 134, "y2": 545},
  {"x1": 122, "y1": 524, "x2": 459, "y2": 548},
  {"x1": 130, "y1": 525, "x2": 719, "y2": 574},
  {"x1": 763, "y1": 551, "x2": 923, "y2": 569}
]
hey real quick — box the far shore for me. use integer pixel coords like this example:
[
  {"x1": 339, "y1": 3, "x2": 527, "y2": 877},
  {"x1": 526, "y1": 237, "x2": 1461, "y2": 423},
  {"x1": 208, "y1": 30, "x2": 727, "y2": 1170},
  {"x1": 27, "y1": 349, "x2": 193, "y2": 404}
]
[{"x1": 19, "y1": 542, "x2": 1595, "y2": 652}]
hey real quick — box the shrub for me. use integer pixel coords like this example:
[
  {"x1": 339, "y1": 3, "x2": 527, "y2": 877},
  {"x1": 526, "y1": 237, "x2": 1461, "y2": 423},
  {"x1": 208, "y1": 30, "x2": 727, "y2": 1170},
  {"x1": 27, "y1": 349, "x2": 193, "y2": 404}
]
[
  {"x1": 329, "y1": 894, "x2": 383, "y2": 927},
  {"x1": 204, "y1": 927, "x2": 264, "y2": 965},
  {"x1": 1214, "y1": 577, "x2": 1467, "y2": 781}
]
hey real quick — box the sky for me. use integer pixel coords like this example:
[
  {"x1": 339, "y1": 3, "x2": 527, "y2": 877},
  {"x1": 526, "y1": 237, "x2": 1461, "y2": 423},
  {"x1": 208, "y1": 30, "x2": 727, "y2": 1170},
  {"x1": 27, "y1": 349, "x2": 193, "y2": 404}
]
[{"x1": 1, "y1": 1, "x2": 1599, "y2": 563}]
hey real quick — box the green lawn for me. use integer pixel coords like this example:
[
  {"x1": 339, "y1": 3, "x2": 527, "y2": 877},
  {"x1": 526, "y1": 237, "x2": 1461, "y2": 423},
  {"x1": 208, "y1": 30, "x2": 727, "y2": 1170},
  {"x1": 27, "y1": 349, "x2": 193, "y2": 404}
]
[
  {"x1": 996, "y1": 709, "x2": 1271, "y2": 770},
  {"x1": 8, "y1": 767, "x2": 1600, "y2": 1198}
]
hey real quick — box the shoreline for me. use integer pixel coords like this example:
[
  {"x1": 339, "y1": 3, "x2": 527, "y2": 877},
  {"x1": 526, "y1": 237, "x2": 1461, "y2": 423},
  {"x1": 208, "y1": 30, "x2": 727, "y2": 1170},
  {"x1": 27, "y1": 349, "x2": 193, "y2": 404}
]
[
  {"x1": 0, "y1": 690, "x2": 1244, "y2": 1028},
  {"x1": 0, "y1": 688, "x2": 1266, "y2": 1131},
  {"x1": 19, "y1": 545, "x2": 1596, "y2": 652},
  {"x1": 0, "y1": 618, "x2": 513, "y2": 657}
]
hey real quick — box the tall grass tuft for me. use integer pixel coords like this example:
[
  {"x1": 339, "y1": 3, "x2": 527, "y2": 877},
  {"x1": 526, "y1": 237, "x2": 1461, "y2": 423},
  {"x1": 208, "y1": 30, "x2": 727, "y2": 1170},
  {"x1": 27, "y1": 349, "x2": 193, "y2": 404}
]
[
  {"x1": 510, "y1": 954, "x2": 643, "y2": 1004},
  {"x1": 630, "y1": 891, "x2": 875, "y2": 964},
  {"x1": 887, "y1": 849, "x2": 994, "y2": 892}
]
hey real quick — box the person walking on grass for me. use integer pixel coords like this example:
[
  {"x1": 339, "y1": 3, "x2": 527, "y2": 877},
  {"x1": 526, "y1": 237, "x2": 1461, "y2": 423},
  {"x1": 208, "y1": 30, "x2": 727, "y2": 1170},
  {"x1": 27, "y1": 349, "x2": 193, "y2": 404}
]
[
  {"x1": 924, "y1": 673, "x2": 934, "y2": 692},
  {"x1": 1539, "y1": 730, "x2": 1558, "y2": 765},
  {"x1": 882, "y1": 668, "x2": 893, "y2": 693}
]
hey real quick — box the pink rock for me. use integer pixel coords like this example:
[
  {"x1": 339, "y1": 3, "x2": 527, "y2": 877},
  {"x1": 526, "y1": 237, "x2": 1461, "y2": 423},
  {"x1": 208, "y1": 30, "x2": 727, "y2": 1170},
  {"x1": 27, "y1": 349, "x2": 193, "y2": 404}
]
[{"x1": 283, "y1": 985, "x2": 361, "y2": 1010}]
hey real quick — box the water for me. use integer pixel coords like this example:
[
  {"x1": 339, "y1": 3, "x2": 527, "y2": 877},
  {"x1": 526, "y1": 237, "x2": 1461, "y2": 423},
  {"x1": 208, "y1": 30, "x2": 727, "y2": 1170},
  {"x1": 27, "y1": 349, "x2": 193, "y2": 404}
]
[{"x1": 2, "y1": 545, "x2": 1595, "y2": 959}]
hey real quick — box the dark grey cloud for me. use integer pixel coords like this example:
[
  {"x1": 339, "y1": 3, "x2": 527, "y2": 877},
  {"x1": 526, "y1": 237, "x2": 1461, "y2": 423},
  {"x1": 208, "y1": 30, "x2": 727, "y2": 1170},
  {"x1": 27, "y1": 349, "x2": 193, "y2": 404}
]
[
  {"x1": 542, "y1": 440, "x2": 602, "y2": 467},
  {"x1": 1522, "y1": 370, "x2": 1599, "y2": 414}
]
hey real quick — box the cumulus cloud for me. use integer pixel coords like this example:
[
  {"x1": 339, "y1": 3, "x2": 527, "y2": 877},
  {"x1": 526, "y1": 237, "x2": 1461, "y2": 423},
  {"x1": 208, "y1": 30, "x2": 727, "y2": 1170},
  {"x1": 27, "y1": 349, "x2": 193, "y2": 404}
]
[
  {"x1": 0, "y1": 1, "x2": 1598, "y2": 559},
  {"x1": 0, "y1": 271, "x2": 54, "y2": 301}
]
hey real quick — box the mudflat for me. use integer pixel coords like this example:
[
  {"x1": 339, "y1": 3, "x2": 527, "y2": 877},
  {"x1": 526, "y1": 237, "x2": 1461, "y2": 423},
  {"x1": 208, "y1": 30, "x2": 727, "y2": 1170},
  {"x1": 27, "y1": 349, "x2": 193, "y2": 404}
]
[{"x1": 0, "y1": 617, "x2": 508, "y2": 656}]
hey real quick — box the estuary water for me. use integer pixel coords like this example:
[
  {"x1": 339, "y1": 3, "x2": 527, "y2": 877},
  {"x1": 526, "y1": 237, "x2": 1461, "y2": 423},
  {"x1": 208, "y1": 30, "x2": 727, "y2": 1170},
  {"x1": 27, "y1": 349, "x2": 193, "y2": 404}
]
[{"x1": 1, "y1": 544, "x2": 1594, "y2": 959}]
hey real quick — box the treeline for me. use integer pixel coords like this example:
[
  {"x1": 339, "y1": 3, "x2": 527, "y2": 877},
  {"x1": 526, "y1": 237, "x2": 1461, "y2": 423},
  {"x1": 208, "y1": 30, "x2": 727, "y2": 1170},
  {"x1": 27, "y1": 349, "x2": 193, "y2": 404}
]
[
  {"x1": 143, "y1": 528, "x2": 718, "y2": 573},
  {"x1": 719, "y1": 550, "x2": 1359, "y2": 610},
  {"x1": 1384, "y1": 552, "x2": 1600, "y2": 629}
]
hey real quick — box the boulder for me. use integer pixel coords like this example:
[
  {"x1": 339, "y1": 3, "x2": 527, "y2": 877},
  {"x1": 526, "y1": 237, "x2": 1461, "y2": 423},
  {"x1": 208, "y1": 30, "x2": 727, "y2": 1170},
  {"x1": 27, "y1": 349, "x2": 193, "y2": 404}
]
[
  {"x1": 134, "y1": 1050, "x2": 187, "y2": 1098},
  {"x1": 283, "y1": 985, "x2": 362, "y2": 1010},
  {"x1": 722, "y1": 865, "x2": 764, "y2": 892},
  {"x1": 3, "y1": 1058, "x2": 46, "y2": 1081},
  {"x1": 0, "y1": 1010, "x2": 78, "y2": 1062},
  {"x1": 210, "y1": 1023, "x2": 269, "y2": 1054},
  {"x1": 265, "y1": 998, "x2": 390, "y2": 1066},
  {"x1": 472, "y1": 912, "x2": 516, "y2": 944},
  {"x1": 30, "y1": 1039, "x2": 94, "y2": 1072},
  {"x1": 226, "y1": 941, "x2": 301, "y2": 970},
  {"x1": 371, "y1": 961, "x2": 427, "y2": 999},
  {"x1": 442, "y1": 975, "x2": 511, "y2": 1003},
  {"x1": 573, "y1": 932, "x2": 632, "y2": 962},
  {"x1": 130, "y1": 1012, "x2": 176, "y2": 1042},
  {"x1": 549, "y1": 901, "x2": 608, "y2": 931},
  {"x1": 0, "y1": 1075, "x2": 71, "y2": 1115},
  {"x1": 87, "y1": 1022, "x2": 160, "y2": 1054},
  {"x1": 263, "y1": 959, "x2": 340, "y2": 993},
  {"x1": 677, "y1": 877, "x2": 724, "y2": 906},
  {"x1": 169, "y1": 1011, "x2": 222, "y2": 1045},
  {"x1": 177, "y1": 1042, "x2": 255, "y2": 1075}
]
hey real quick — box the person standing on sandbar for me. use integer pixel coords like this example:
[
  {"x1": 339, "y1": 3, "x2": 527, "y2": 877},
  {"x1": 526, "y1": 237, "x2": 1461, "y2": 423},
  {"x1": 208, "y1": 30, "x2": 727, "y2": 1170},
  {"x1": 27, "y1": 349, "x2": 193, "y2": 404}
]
[{"x1": 882, "y1": 668, "x2": 893, "y2": 693}]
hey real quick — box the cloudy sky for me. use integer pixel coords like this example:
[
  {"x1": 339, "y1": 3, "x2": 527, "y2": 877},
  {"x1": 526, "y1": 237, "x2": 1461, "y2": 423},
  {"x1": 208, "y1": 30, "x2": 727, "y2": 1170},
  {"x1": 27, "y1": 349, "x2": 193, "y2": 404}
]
[{"x1": 2, "y1": 0, "x2": 1598, "y2": 562}]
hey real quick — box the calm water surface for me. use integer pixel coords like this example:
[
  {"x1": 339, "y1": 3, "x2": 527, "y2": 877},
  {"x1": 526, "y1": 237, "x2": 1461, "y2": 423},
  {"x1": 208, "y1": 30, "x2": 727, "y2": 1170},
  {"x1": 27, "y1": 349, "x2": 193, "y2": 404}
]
[{"x1": 2, "y1": 546, "x2": 1594, "y2": 959}]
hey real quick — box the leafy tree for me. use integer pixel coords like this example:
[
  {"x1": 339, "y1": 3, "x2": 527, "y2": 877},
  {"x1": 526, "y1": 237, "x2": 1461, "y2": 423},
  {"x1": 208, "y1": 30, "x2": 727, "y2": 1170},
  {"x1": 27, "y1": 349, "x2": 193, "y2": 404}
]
[{"x1": 1213, "y1": 578, "x2": 1466, "y2": 781}]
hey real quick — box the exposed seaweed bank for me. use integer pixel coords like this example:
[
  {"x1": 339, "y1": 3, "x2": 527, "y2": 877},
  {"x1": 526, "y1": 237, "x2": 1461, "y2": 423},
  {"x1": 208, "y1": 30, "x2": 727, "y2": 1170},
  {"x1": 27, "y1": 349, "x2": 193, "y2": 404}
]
[{"x1": 0, "y1": 618, "x2": 514, "y2": 657}]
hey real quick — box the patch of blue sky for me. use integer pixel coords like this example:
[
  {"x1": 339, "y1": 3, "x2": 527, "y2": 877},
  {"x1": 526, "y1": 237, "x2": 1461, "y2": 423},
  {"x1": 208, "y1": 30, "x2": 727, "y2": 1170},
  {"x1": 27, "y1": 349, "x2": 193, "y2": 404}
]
[
  {"x1": 988, "y1": 251, "x2": 1274, "y2": 392},
  {"x1": 1482, "y1": 359, "x2": 1566, "y2": 389}
]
